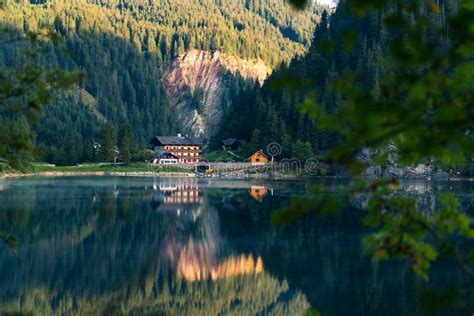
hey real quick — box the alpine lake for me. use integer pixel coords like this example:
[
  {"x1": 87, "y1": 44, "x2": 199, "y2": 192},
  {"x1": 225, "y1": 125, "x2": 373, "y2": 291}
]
[{"x1": 0, "y1": 176, "x2": 472, "y2": 315}]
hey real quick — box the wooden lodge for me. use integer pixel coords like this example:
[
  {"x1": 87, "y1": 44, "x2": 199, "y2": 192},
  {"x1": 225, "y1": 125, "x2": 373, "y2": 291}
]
[
  {"x1": 151, "y1": 134, "x2": 204, "y2": 163},
  {"x1": 158, "y1": 152, "x2": 178, "y2": 165},
  {"x1": 249, "y1": 150, "x2": 269, "y2": 165}
]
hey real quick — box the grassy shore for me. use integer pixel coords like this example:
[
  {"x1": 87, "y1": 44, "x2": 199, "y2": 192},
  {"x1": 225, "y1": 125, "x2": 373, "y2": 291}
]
[
  {"x1": 0, "y1": 162, "x2": 193, "y2": 178},
  {"x1": 0, "y1": 161, "x2": 14, "y2": 174},
  {"x1": 32, "y1": 162, "x2": 191, "y2": 173},
  {"x1": 202, "y1": 150, "x2": 245, "y2": 161}
]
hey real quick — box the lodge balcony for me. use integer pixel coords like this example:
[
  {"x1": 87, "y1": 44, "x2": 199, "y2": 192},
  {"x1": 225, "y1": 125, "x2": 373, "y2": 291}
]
[{"x1": 164, "y1": 148, "x2": 202, "y2": 153}]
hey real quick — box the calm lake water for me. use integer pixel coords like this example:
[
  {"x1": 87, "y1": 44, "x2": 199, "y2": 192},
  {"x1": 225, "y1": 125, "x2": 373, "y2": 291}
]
[{"x1": 0, "y1": 177, "x2": 472, "y2": 315}]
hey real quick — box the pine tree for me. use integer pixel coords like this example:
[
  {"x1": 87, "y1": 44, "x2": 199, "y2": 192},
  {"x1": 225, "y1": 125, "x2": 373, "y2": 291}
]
[
  {"x1": 100, "y1": 123, "x2": 117, "y2": 162},
  {"x1": 119, "y1": 124, "x2": 132, "y2": 164},
  {"x1": 291, "y1": 140, "x2": 310, "y2": 162},
  {"x1": 247, "y1": 129, "x2": 262, "y2": 156}
]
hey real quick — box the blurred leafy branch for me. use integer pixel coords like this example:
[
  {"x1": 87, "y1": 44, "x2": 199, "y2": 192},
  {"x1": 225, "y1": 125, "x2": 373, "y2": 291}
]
[
  {"x1": 280, "y1": 0, "x2": 474, "y2": 311},
  {"x1": 0, "y1": 23, "x2": 84, "y2": 170},
  {"x1": 0, "y1": 14, "x2": 83, "y2": 250},
  {"x1": 0, "y1": 231, "x2": 18, "y2": 250}
]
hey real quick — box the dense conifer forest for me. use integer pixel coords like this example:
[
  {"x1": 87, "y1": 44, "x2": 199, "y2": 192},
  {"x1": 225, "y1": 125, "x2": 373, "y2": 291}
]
[
  {"x1": 1, "y1": 0, "x2": 461, "y2": 165},
  {"x1": 0, "y1": 0, "x2": 325, "y2": 165},
  {"x1": 215, "y1": 0, "x2": 461, "y2": 160}
]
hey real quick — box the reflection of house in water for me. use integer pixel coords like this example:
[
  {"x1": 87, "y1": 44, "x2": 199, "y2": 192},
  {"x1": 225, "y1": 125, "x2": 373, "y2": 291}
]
[
  {"x1": 150, "y1": 178, "x2": 203, "y2": 210},
  {"x1": 249, "y1": 185, "x2": 268, "y2": 202},
  {"x1": 159, "y1": 187, "x2": 265, "y2": 282},
  {"x1": 161, "y1": 184, "x2": 201, "y2": 205}
]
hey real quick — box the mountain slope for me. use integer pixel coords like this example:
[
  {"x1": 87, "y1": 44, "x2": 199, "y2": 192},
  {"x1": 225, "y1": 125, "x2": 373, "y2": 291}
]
[
  {"x1": 0, "y1": 0, "x2": 326, "y2": 164},
  {"x1": 162, "y1": 50, "x2": 271, "y2": 136},
  {"x1": 86, "y1": 0, "x2": 325, "y2": 66},
  {"x1": 215, "y1": 0, "x2": 460, "y2": 159},
  {"x1": 215, "y1": 6, "x2": 390, "y2": 155}
]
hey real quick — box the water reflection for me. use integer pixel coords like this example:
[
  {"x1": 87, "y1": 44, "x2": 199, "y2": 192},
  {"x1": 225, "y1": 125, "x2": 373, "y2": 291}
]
[
  {"x1": 249, "y1": 185, "x2": 269, "y2": 202},
  {"x1": 0, "y1": 177, "x2": 309, "y2": 315},
  {"x1": 351, "y1": 180, "x2": 474, "y2": 218},
  {"x1": 151, "y1": 179, "x2": 266, "y2": 282},
  {"x1": 0, "y1": 177, "x2": 472, "y2": 315}
]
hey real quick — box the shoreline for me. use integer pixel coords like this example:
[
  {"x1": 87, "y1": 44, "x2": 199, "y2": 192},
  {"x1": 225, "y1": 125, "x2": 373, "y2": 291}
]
[
  {"x1": 0, "y1": 171, "x2": 304, "y2": 180},
  {"x1": 0, "y1": 171, "x2": 196, "y2": 179},
  {"x1": 1, "y1": 171, "x2": 474, "y2": 182}
]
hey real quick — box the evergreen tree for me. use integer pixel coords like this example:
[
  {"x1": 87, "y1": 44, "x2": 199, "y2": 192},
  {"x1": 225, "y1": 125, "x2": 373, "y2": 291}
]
[
  {"x1": 291, "y1": 141, "x2": 313, "y2": 162},
  {"x1": 118, "y1": 124, "x2": 132, "y2": 164},
  {"x1": 100, "y1": 123, "x2": 117, "y2": 162},
  {"x1": 247, "y1": 129, "x2": 262, "y2": 156}
]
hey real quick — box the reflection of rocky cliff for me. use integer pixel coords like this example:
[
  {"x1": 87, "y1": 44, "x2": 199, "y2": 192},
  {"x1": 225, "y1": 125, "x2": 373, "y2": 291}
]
[
  {"x1": 350, "y1": 180, "x2": 474, "y2": 217},
  {"x1": 0, "y1": 177, "x2": 309, "y2": 316},
  {"x1": 157, "y1": 179, "x2": 265, "y2": 282},
  {"x1": 159, "y1": 184, "x2": 264, "y2": 282},
  {"x1": 178, "y1": 251, "x2": 264, "y2": 281}
]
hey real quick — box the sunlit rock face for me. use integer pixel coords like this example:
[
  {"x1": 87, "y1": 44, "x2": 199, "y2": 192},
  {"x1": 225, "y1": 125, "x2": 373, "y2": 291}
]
[{"x1": 162, "y1": 50, "x2": 271, "y2": 137}]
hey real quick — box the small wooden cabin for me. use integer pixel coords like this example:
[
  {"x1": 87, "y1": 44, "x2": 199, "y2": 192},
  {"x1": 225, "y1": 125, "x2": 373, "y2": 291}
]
[
  {"x1": 249, "y1": 150, "x2": 269, "y2": 165},
  {"x1": 222, "y1": 138, "x2": 242, "y2": 151}
]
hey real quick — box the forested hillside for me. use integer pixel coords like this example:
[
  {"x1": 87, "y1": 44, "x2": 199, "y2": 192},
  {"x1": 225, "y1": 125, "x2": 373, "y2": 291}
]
[
  {"x1": 87, "y1": 0, "x2": 322, "y2": 66},
  {"x1": 0, "y1": 0, "x2": 326, "y2": 165},
  {"x1": 215, "y1": 0, "x2": 460, "y2": 159}
]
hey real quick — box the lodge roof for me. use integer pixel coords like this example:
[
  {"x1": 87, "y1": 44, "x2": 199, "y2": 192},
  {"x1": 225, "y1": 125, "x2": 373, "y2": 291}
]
[
  {"x1": 160, "y1": 152, "x2": 178, "y2": 159},
  {"x1": 151, "y1": 136, "x2": 204, "y2": 146}
]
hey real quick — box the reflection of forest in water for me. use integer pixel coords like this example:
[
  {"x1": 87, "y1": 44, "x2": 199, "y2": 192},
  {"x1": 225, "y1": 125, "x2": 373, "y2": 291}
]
[
  {"x1": 0, "y1": 177, "x2": 308, "y2": 315},
  {"x1": 0, "y1": 177, "x2": 472, "y2": 315}
]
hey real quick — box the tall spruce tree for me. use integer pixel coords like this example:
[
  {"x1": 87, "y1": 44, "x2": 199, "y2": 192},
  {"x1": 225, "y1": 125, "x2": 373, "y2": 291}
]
[
  {"x1": 118, "y1": 124, "x2": 132, "y2": 164},
  {"x1": 100, "y1": 123, "x2": 117, "y2": 163}
]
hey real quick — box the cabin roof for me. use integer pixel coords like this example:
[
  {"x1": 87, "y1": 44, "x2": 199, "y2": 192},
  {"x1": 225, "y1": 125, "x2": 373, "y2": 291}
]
[
  {"x1": 151, "y1": 136, "x2": 204, "y2": 146},
  {"x1": 249, "y1": 150, "x2": 269, "y2": 159},
  {"x1": 222, "y1": 138, "x2": 239, "y2": 146}
]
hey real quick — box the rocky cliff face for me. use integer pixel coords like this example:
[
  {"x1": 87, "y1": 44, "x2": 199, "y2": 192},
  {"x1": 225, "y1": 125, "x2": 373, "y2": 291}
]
[{"x1": 162, "y1": 50, "x2": 271, "y2": 137}]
